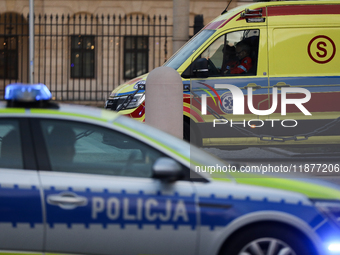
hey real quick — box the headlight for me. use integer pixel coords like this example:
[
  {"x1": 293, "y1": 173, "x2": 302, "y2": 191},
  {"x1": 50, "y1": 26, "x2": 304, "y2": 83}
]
[
  {"x1": 117, "y1": 93, "x2": 145, "y2": 110},
  {"x1": 315, "y1": 201, "x2": 340, "y2": 227},
  {"x1": 315, "y1": 201, "x2": 340, "y2": 253},
  {"x1": 329, "y1": 243, "x2": 340, "y2": 252}
]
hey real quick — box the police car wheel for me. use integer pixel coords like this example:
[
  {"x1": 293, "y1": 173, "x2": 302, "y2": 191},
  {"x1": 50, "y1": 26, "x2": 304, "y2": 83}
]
[{"x1": 221, "y1": 224, "x2": 316, "y2": 255}]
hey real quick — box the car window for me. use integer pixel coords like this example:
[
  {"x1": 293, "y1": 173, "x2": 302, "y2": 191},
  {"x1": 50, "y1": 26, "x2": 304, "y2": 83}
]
[
  {"x1": 116, "y1": 116, "x2": 226, "y2": 177},
  {"x1": 163, "y1": 30, "x2": 215, "y2": 70},
  {"x1": 200, "y1": 29, "x2": 260, "y2": 76},
  {"x1": 0, "y1": 120, "x2": 23, "y2": 169},
  {"x1": 40, "y1": 120, "x2": 166, "y2": 178}
]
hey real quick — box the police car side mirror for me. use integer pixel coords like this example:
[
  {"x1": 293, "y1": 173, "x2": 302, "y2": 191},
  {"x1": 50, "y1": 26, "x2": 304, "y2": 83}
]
[
  {"x1": 152, "y1": 157, "x2": 184, "y2": 182},
  {"x1": 181, "y1": 58, "x2": 209, "y2": 79}
]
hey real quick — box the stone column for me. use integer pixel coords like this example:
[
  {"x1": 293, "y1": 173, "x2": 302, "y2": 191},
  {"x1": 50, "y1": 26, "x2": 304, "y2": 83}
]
[
  {"x1": 145, "y1": 66, "x2": 183, "y2": 139},
  {"x1": 172, "y1": 0, "x2": 190, "y2": 54}
]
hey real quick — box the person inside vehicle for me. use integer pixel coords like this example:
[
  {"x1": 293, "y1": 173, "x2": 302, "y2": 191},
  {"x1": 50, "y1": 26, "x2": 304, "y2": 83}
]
[
  {"x1": 229, "y1": 41, "x2": 252, "y2": 74},
  {"x1": 47, "y1": 125, "x2": 77, "y2": 164},
  {"x1": 221, "y1": 44, "x2": 238, "y2": 75}
]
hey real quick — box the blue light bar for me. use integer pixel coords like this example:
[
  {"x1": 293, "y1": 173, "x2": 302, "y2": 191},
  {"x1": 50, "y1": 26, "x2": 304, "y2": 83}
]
[{"x1": 5, "y1": 83, "x2": 52, "y2": 102}]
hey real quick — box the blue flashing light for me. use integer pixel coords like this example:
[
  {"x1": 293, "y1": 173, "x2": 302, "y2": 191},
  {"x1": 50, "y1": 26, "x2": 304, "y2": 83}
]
[
  {"x1": 329, "y1": 243, "x2": 340, "y2": 252},
  {"x1": 5, "y1": 83, "x2": 52, "y2": 102}
]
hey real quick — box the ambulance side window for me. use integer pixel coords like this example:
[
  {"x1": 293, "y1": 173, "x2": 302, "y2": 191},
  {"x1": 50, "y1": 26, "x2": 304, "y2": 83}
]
[
  {"x1": 40, "y1": 120, "x2": 167, "y2": 178},
  {"x1": 200, "y1": 29, "x2": 259, "y2": 76}
]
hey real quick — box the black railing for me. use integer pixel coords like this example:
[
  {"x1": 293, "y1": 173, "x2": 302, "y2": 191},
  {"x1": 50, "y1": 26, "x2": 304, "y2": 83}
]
[{"x1": 0, "y1": 13, "x2": 172, "y2": 103}]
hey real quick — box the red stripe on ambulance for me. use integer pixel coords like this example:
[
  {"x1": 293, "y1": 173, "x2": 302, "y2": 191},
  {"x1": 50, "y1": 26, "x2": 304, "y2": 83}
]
[{"x1": 267, "y1": 4, "x2": 340, "y2": 16}]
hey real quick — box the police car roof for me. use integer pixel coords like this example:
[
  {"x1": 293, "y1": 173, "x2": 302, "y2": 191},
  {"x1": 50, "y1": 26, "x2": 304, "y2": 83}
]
[{"x1": 2, "y1": 83, "x2": 120, "y2": 123}]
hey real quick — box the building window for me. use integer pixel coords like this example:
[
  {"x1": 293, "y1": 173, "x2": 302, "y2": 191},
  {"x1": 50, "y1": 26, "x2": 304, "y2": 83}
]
[
  {"x1": 124, "y1": 36, "x2": 148, "y2": 79},
  {"x1": 0, "y1": 36, "x2": 18, "y2": 79},
  {"x1": 71, "y1": 35, "x2": 95, "y2": 78}
]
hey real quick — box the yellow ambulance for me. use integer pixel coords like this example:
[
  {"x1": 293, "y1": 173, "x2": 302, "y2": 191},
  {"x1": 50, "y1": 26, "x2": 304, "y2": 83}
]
[{"x1": 105, "y1": 0, "x2": 340, "y2": 149}]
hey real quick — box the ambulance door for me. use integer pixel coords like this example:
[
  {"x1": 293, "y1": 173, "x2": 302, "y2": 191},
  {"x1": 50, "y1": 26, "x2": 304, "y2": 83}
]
[
  {"x1": 187, "y1": 27, "x2": 269, "y2": 148},
  {"x1": 34, "y1": 118, "x2": 197, "y2": 255},
  {"x1": 267, "y1": 20, "x2": 340, "y2": 146}
]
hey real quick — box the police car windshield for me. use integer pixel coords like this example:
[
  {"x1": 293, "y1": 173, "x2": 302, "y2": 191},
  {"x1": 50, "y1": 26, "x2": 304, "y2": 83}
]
[
  {"x1": 163, "y1": 30, "x2": 215, "y2": 70},
  {"x1": 115, "y1": 116, "x2": 227, "y2": 172}
]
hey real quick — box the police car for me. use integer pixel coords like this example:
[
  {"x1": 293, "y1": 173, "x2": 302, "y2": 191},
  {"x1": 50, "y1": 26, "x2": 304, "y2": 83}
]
[{"x1": 1, "y1": 83, "x2": 340, "y2": 255}]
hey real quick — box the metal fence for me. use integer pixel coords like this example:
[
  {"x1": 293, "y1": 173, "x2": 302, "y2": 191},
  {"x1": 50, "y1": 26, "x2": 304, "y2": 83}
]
[{"x1": 0, "y1": 13, "x2": 173, "y2": 103}]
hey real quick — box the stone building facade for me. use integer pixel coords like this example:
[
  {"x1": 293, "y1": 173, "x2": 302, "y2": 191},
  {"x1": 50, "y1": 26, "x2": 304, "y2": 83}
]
[{"x1": 0, "y1": 0, "x2": 251, "y2": 102}]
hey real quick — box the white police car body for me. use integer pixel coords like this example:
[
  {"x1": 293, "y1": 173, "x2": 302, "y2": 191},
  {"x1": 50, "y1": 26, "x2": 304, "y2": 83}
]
[{"x1": 1, "y1": 84, "x2": 340, "y2": 255}]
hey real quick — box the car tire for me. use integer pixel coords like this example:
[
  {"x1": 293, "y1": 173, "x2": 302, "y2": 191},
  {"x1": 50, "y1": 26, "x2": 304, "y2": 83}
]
[
  {"x1": 183, "y1": 121, "x2": 190, "y2": 142},
  {"x1": 220, "y1": 224, "x2": 317, "y2": 255},
  {"x1": 183, "y1": 121, "x2": 202, "y2": 146}
]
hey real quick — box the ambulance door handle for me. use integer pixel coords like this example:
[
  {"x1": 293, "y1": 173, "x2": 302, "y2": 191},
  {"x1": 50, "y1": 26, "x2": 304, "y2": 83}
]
[
  {"x1": 47, "y1": 192, "x2": 88, "y2": 209},
  {"x1": 243, "y1": 83, "x2": 262, "y2": 90},
  {"x1": 273, "y1": 82, "x2": 291, "y2": 88}
]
